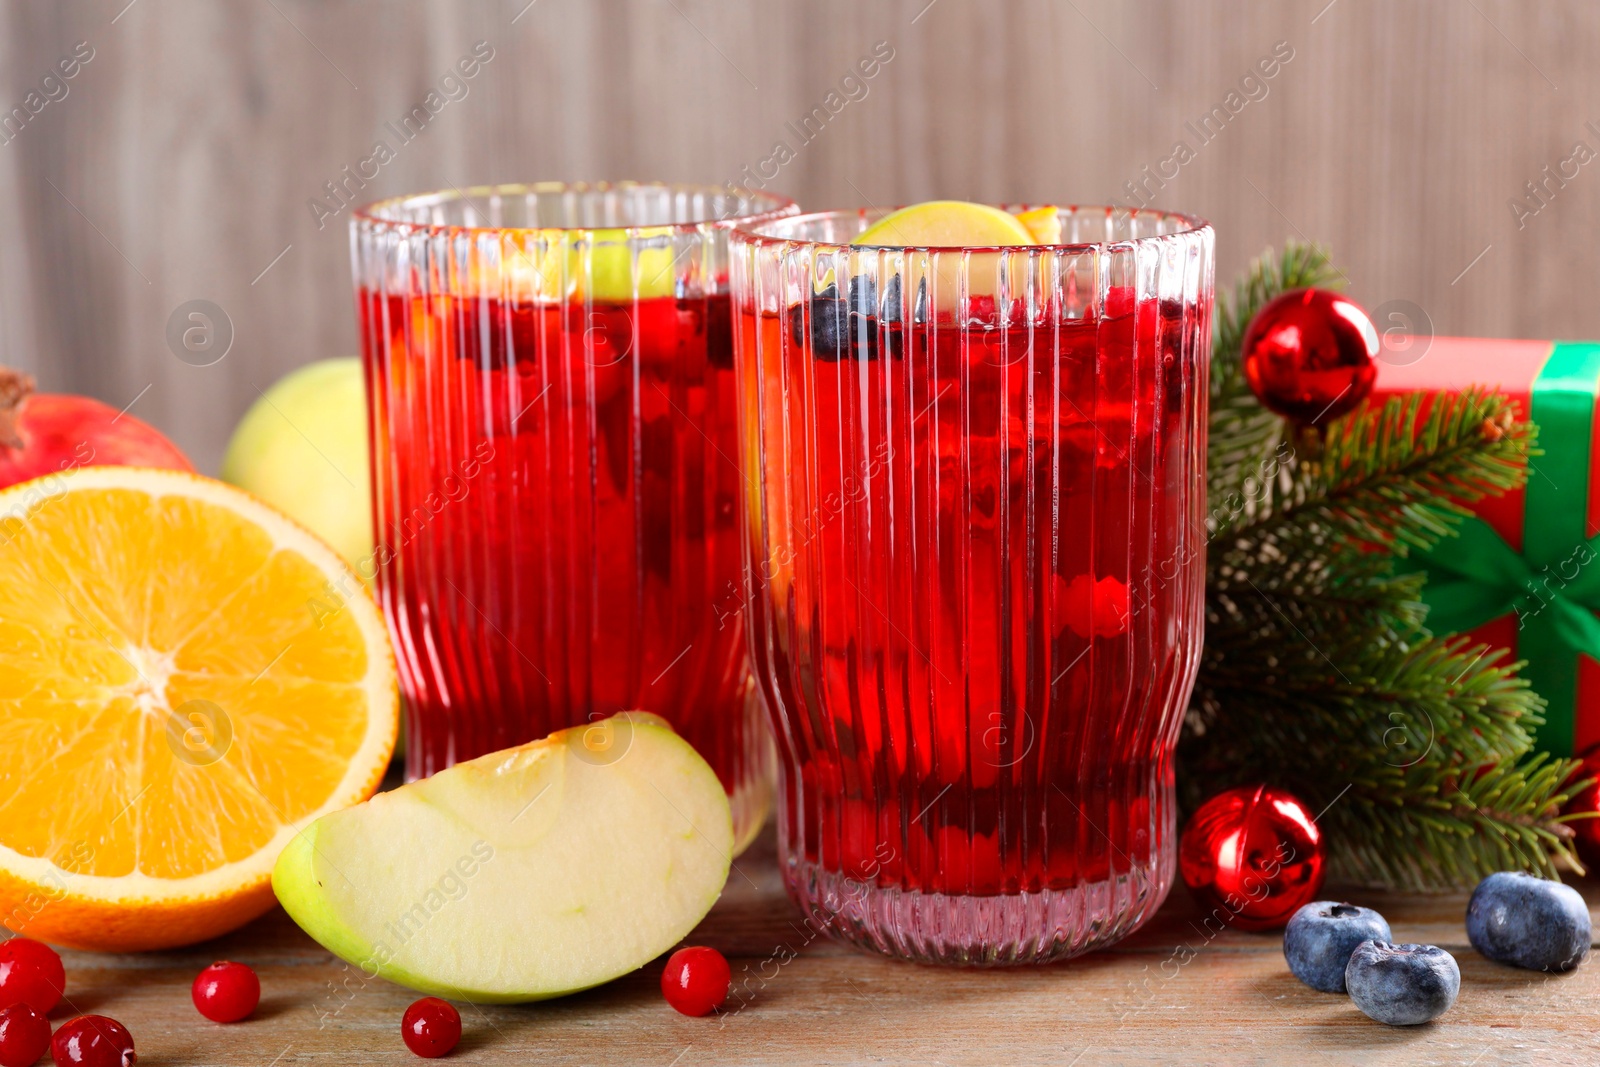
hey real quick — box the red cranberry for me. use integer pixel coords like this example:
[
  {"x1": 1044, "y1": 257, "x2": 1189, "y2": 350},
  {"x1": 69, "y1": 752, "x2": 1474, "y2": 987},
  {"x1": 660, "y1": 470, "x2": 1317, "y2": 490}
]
[
  {"x1": 50, "y1": 1016, "x2": 135, "y2": 1067},
  {"x1": 0, "y1": 1003, "x2": 50, "y2": 1067},
  {"x1": 0, "y1": 940, "x2": 64, "y2": 1014},
  {"x1": 661, "y1": 946, "x2": 730, "y2": 1017},
  {"x1": 400, "y1": 998, "x2": 460, "y2": 1058},
  {"x1": 191, "y1": 961, "x2": 260, "y2": 1023}
]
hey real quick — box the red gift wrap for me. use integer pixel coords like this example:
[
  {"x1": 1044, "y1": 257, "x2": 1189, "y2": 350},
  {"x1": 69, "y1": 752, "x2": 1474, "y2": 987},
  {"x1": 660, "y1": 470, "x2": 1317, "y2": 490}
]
[{"x1": 1373, "y1": 337, "x2": 1600, "y2": 757}]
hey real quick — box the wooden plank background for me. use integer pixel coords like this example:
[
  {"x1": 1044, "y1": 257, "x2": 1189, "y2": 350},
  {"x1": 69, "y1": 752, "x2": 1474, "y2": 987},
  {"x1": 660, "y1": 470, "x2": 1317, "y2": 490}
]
[{"x1": 0, "y1": 0, "x2": 1597, "y2": 471}]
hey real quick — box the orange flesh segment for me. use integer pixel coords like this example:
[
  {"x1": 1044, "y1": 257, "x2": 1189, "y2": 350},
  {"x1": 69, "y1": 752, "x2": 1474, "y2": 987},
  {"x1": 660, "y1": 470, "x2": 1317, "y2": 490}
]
[{"x1": 0, "y1": 484, "x2": 375, "y2": 880}]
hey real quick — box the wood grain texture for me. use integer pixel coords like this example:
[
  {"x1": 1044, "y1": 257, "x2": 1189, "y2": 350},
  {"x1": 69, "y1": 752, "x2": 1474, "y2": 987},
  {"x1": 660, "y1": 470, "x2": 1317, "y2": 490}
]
[
  {"x1": 2, "y1": 0, "x2": 1597, "y2": 470},
  {"x1": 51, "y1": 826, "x2": 1600, "y2": 1067}
]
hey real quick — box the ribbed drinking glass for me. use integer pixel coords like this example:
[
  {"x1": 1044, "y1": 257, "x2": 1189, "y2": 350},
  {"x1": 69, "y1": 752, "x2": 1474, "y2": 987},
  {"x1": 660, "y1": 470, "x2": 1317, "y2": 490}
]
[
  {"x1": 353, "y1": 182, "x2": 798, "y2": 852},
  {"x1": 731, "y1": 206, "x2": 1214, "y2": 962}
]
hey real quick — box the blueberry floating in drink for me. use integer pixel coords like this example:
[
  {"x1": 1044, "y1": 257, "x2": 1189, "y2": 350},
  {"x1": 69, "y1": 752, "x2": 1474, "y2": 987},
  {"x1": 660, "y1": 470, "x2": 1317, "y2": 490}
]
[
  {"x1": 788, "y1": 284, "x2": 877, "y2": 362},
  {"x1": 848, "y1": 275, "x2": 877, "y2": 317}
]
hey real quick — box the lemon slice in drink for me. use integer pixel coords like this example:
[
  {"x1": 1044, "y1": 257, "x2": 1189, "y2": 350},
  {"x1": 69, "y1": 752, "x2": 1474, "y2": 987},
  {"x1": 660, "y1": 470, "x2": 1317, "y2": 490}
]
[{"x1": 852, "y1": 201, "x2": 1037, "y2": 247}]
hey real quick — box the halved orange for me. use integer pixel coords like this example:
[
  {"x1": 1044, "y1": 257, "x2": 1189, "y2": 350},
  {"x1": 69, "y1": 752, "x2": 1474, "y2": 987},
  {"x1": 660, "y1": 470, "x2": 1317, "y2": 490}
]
[{"x1": 0, "y1": 467, "x2": 397, "y2": 950}]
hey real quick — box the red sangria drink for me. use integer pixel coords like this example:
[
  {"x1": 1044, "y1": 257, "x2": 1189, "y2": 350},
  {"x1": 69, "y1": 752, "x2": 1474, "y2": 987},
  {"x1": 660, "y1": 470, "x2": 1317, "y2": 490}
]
[
  {"x1": 731, "y1": 204, "x2": 1214, "y2": 962},
  {"x1": 352, "y1": 183, "x2": 798, "y2": 851}
]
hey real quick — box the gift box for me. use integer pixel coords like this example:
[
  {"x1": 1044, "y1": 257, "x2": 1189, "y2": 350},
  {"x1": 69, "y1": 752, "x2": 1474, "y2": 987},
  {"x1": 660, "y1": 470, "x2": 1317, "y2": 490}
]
[{"x1": 1374, "y1": 337, "x2": 1600, "y2": 758}]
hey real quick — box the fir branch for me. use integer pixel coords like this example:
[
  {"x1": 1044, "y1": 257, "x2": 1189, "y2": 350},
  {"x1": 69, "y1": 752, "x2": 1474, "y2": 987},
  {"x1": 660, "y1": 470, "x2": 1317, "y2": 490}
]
[
  {"x1": 1208, "y1": 538, "x2": 1428, "y2": 640},
  {"x1": 1225, "y1": 391, "x2": 1533, "y2": 556},
  {"x1": 1208, "y1": 242, "x2": 1344, "y2": 506},
  {"x1": 1186, "y1": 237, "x2": 1571, "y2": 890},
  {"x1": 1185, "y1": 637, "x2": 1572, "y2": 890},
  {"x1": 1188, "y1": 635, "x2": 1543, "y2": 782},
  {"x1": 1322, "y1": 754, "x2": 1586, "y2": 889}
]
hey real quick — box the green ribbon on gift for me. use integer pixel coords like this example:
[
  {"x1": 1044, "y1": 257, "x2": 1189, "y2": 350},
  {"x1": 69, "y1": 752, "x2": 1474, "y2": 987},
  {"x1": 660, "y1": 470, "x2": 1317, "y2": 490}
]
[{"x1": 1406, "y1": 342, "x2": 1600, "y2": 756}]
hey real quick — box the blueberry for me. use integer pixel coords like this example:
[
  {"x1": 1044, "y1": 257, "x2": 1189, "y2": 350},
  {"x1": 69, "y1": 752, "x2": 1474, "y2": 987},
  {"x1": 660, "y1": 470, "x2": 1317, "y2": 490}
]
[
  {"x1": 875, "y1": 275, "x2": 899, "y2": 322},
  {"x1": 846, "y1": 274, "x2": 913, "y2": 323},
  {"x1": 884, "y1": 275, "x2": 932, "y2": 324},
  {"x1": 787, "y1": 290, "x2": 878, "y2": 362},
  {"x1": 847, "y1": 275, "x2": 878, "y2": 316},
  {"x1": 1283, "y1": 901, "x2": 1392, "y2": 993},
  {"x1": 849, "y1": 274, "x2": 926, "y2": 324},
  {"x1": 1466, "y1": 871, "x2": 1591, "y2": 972},
  {"x1": 1344, "y1": 941, "x2": 1460, "y2": 1026}
]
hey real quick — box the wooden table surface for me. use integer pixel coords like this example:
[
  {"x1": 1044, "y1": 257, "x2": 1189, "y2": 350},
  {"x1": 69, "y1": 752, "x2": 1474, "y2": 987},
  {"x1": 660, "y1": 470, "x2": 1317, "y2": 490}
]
[{"x1": 58, "y1": 828, "x2": 1600, "y2": 1067}]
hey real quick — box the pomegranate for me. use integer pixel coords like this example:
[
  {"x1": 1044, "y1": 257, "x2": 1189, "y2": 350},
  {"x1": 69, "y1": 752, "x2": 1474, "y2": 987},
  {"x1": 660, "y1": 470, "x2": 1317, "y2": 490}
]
[{"x1": 0, "y1": 366, "x2": 192, "y2": 489}]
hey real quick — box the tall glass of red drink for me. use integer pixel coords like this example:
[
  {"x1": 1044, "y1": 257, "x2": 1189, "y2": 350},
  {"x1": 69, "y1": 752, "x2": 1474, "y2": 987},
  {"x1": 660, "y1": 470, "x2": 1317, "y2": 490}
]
[
  {"x1": 731, "y1": 206, "x2": 1214, "y2": 962},
  {"x1": 352, "y1": 183, "x2": 798, "y2": 851}
]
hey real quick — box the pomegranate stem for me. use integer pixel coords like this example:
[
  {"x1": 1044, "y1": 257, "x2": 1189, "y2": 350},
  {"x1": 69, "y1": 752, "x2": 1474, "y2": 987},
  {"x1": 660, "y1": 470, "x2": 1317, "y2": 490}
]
[{"x1": 0, "y1": 366, "x2": 36, "y2": 449}]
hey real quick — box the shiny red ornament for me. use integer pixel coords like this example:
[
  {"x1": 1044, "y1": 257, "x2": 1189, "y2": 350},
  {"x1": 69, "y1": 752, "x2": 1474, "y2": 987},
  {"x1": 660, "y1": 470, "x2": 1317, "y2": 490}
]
[
  {"x1": 1242, "y1": 288, "x2": 1379, "y2": 425},
  {"x1": 1563, "y1": 746, "x2": 1600, "y2": 869},
  {"x1": 1179, "y1": 783, "x2": 1326, "y2": 932}
]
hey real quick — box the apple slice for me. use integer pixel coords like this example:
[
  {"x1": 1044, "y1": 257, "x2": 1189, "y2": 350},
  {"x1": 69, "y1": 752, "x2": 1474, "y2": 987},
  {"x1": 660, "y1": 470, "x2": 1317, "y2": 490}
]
[
  {"x1": 272, "y1": 712, "x2": 732, "y2": 1003},
  {"x1": 848, "y1": 201, "x2": 1046, "y2": 316},
  {"x1": 587, "y1": 227, "x2": 679, "y2": 301},
  {"x1": 491, "y1": 228, "x2": 677, "y2": 305},
  {"x1": 851, "y1": 200, "x2": 1037, "y2": 247}
]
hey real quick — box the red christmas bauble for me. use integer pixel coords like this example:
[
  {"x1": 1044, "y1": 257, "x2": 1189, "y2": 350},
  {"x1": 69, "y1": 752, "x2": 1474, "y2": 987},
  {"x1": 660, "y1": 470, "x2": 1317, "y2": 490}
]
[
  {"x1": 1563, "y1": 746, "x2": 1600, "y2": 869},
  {"x1": 1242, "y1": 288, "x2": 1379, "y2": 425},
  {"x1": 1179, "y1": 783, "x2": 1326, "y2": 931}
]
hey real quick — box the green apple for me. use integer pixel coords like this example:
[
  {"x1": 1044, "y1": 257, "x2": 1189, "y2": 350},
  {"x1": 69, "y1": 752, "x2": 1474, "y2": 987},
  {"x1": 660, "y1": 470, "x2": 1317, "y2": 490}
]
[
  {"x1": 221, "y1": 358, "x2": 371, "y2": 573},
  {"x1": 504, "y1": 229, "x2": 677, "y2": 304},
  {"x1": 271, "y1": 712, "x2": 733, "y2": 1003},
  {"x1": 851, "y1": 200, "x2": 1036, "y2": 247},
  {"x1": 588, "y1": 227, "x2": 678, "y2": 302},
  {"x1": 849, "y1": 201, "x2": 1041, "y2": 315}
]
